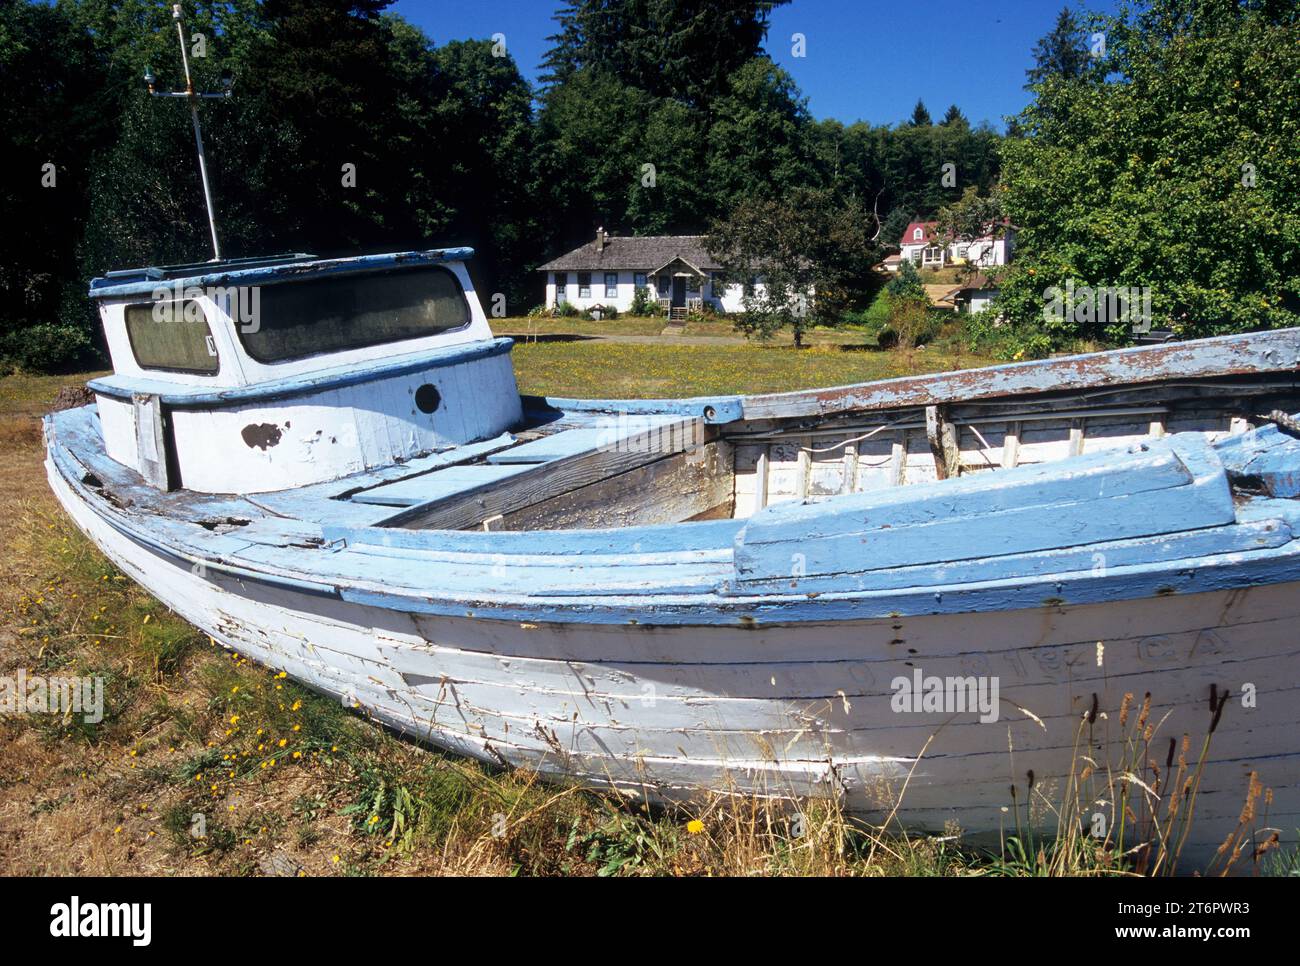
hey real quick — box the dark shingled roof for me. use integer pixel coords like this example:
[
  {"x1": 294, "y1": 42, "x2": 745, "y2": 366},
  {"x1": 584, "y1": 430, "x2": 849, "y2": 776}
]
[{"x1": 537, "y1": 235, "x2": 724, "y2": 273}]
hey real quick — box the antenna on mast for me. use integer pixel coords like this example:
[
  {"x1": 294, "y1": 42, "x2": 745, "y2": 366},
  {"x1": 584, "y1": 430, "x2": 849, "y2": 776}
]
[{"x1": 145, "y1": 4, "x2": 233, "y2": 261}]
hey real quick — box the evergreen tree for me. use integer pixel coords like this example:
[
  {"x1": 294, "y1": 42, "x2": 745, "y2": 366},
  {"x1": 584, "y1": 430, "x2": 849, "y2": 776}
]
[
  {"x1": 908, "y1": 99, "x2": 931, "y2": 126},
  {"x1": 540, "y1": 0, "x2": 790, "y2": 108},
  {"x1": 1025, "y1": 7, "x2": 1090, "y2": 86}
]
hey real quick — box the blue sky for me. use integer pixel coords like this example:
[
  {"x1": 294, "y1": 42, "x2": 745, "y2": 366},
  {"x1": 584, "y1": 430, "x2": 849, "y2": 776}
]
[{"x1": 390, "y1": 0, "x2": 1124, "y2": 130}]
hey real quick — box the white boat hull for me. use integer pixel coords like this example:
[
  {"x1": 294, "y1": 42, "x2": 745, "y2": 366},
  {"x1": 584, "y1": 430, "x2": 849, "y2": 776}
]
[{"x1": 49, "y1": 458, "x2": 1299, "y2": 868}]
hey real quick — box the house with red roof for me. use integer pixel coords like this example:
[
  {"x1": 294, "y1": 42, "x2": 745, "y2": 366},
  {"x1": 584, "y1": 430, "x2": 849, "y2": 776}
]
[{"x1": 893, "y1": 219, "x2": 1016, "y2": 271}]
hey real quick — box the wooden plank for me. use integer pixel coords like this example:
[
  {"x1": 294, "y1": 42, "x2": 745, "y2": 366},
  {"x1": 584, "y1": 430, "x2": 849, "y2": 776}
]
[
  {"x1": 795, "y1": 445, "x2": 811, "y2": 498},
  {"x1": 1069, "y1": 417, "x2": 1086, "y2": 457},
  {"x1": 500, "y1": 442, "x2": 734, "y2": 530},
  {"x1": 487, "y1": 415, "x2": 686, "y2": 464},
  {"x1": 351, "y1": 464, "x2": 534, "y2": 507},
  {"x1": 840, "y1": 443, "x2": 858, "y2": 494},
  {"x1": 131, "y1": 393, "x2": 170, "y2": 490},
  {"x1": 889, "y1": 432, "x2": 906, "y2": 485},
  {"x1": 924, "y1": 405, "x2": 960, "y2": 480},
  {"x1": 384, "y1": 417, "x2": 704, "y2": 530},
  {"x1": 753, "y1": 450, "x2": 769, "y2": 513}
]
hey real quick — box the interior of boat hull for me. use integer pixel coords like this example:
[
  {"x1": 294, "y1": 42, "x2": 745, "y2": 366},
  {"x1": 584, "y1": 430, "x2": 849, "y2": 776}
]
[{"x1": 337, "y1": 373, "x2": 1300, "y2": 534}]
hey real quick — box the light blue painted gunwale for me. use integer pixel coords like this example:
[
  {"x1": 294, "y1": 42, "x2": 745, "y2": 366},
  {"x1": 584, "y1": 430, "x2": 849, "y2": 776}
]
[
  {"x1": 523, "y1": 394, "x2": 745, "y2": 424},
  {"x1": 87, "y1": 247, "x2": 475, "y2": 300},
  {"x1": 737, "y1": 327, "x2": 1300, "y2": 420},
  {"x1": 87, "y1": 337, "x2": 514, "y2": 407}
]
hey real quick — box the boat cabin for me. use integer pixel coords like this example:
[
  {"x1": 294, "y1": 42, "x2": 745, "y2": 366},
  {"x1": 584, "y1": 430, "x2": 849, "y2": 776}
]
[{"x1": 86, "y1": 249, "x2": 522, "y2": 494}]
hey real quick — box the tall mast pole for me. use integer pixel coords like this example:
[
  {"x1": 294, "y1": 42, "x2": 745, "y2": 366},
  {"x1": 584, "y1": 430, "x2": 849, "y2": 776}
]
[{"x1": 145, "y1": 4, "x2": 232, "y2": 262}]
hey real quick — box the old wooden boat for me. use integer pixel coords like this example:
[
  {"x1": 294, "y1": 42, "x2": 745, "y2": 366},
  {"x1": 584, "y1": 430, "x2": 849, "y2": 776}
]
[{"x1": 44, "y1": 248, "x2": 1300, "y2": 867}]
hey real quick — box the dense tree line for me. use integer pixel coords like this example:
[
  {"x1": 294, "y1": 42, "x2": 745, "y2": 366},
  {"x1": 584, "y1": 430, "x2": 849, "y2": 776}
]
[
  {"x1": 2, "y1": 0, "x2": 1006, "y2": 370},
  {"x1": 19, "y1": 2, "x2": 1294, "y2": 368}
]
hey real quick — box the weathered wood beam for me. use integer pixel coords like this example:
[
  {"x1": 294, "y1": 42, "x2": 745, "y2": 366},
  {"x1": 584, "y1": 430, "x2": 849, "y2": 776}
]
[
  {"x1": 499, "y1": 442, "x2": 733, "y2": 530},
  {"x1": 925, "y1": 405, "x2": 960, "y2": 480}
]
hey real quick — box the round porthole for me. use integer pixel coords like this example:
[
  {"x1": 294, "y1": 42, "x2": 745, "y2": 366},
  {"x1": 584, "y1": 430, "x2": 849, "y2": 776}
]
[{"x1": 414, "y1": 383, "x2": 441, "y2": 414}]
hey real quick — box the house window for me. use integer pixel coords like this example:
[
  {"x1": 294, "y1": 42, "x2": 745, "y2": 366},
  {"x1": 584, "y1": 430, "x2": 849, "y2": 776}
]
[
  {"x1": 604, "y1": 273, "x2": 618, "y2": 298},
  {"x1": 956, "y1": 244, "x2": 969, "y2": 259},
  {"x1": 686, "y1": 274, "x2": 701, "y2": 294},
  {"x1": 554, "y1": 272, "x2": 568, "y2": 303},
  {"x1": 633, "y1": 272, "x2": 647, "y2": 289},
  {"x1": 711, "y1": 272, "x2": 727, "y2": 296},
  {"x1": 913, "y1": 228, "x2": 923, "y2": 241},
  {"x1": 744, "y1": 276, "x2": 758, "y2": 296},
  {"x1": 578, "y1": 272, "x2": 591, "y2": 298},
  {"x1": 656, "y1": 275, "x2": 670, "y2": 296}
]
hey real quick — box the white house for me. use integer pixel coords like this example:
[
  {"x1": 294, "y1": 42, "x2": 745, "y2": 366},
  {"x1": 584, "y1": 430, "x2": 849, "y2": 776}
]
[
  {"x1": 537, "y1": 229, "x2": 769, "y2": 316},
  {"x1": 936, "y1": 272, "x2": 1001, "y2": 314},
  {"x1": 897, "y1": 220, "x2": 1016, "y2": 269}
]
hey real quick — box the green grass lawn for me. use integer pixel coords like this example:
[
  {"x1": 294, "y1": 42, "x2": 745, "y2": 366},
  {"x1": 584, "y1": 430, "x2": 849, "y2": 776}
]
[
  {"x1": 510, "y1": 341, "x2": 991, "y2": 398},
  {"x1": 490, "y1": 315, "x2": 897, "y2": 345}
]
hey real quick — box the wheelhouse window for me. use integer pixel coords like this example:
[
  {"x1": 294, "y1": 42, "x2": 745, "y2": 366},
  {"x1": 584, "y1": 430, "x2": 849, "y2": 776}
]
[
  {"x1": 125, "y1": 299, "x2": 219, "y2": 374},
  {"x1": 604, "y1": 272, "x2": 618, "y2": 298},
  {"x1": 237, "y1": 265, "x2": 469, "y2": 364},
  {"x1": 577, "y1": 272, "x2": 592, "y2": 298}
]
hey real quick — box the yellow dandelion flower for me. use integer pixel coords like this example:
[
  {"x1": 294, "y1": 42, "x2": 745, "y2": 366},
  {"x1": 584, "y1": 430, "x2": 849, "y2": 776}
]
[{"x1": 686, "y1": 819, "x2": 705, "y2": 835}]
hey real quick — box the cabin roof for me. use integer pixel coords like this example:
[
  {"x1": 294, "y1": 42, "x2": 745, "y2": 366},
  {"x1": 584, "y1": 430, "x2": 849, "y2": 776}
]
[
  {"x1": 88, "y1": 247, "x2": 475, "y2": 300},
  {"x1": 537, "y1": 235, "x2": 725, "y2": 273}
]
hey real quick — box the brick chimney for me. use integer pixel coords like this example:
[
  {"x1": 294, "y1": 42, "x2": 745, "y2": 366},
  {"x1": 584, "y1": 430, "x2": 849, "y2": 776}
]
[{"x1": 595, "y1": 226, "x2": 606, "y2": 252}]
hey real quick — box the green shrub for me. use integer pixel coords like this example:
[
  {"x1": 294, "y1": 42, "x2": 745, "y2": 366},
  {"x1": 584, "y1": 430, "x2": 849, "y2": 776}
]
[
  {"x1": 962, "y1": 307, "x2": 1052, "y2": 360},
  {"x1": 630, "y1": 286, "x2": 655, "y2": 316},
  {"x1": 0, "y1": 323, "x2": 94, "y2": 373}
]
